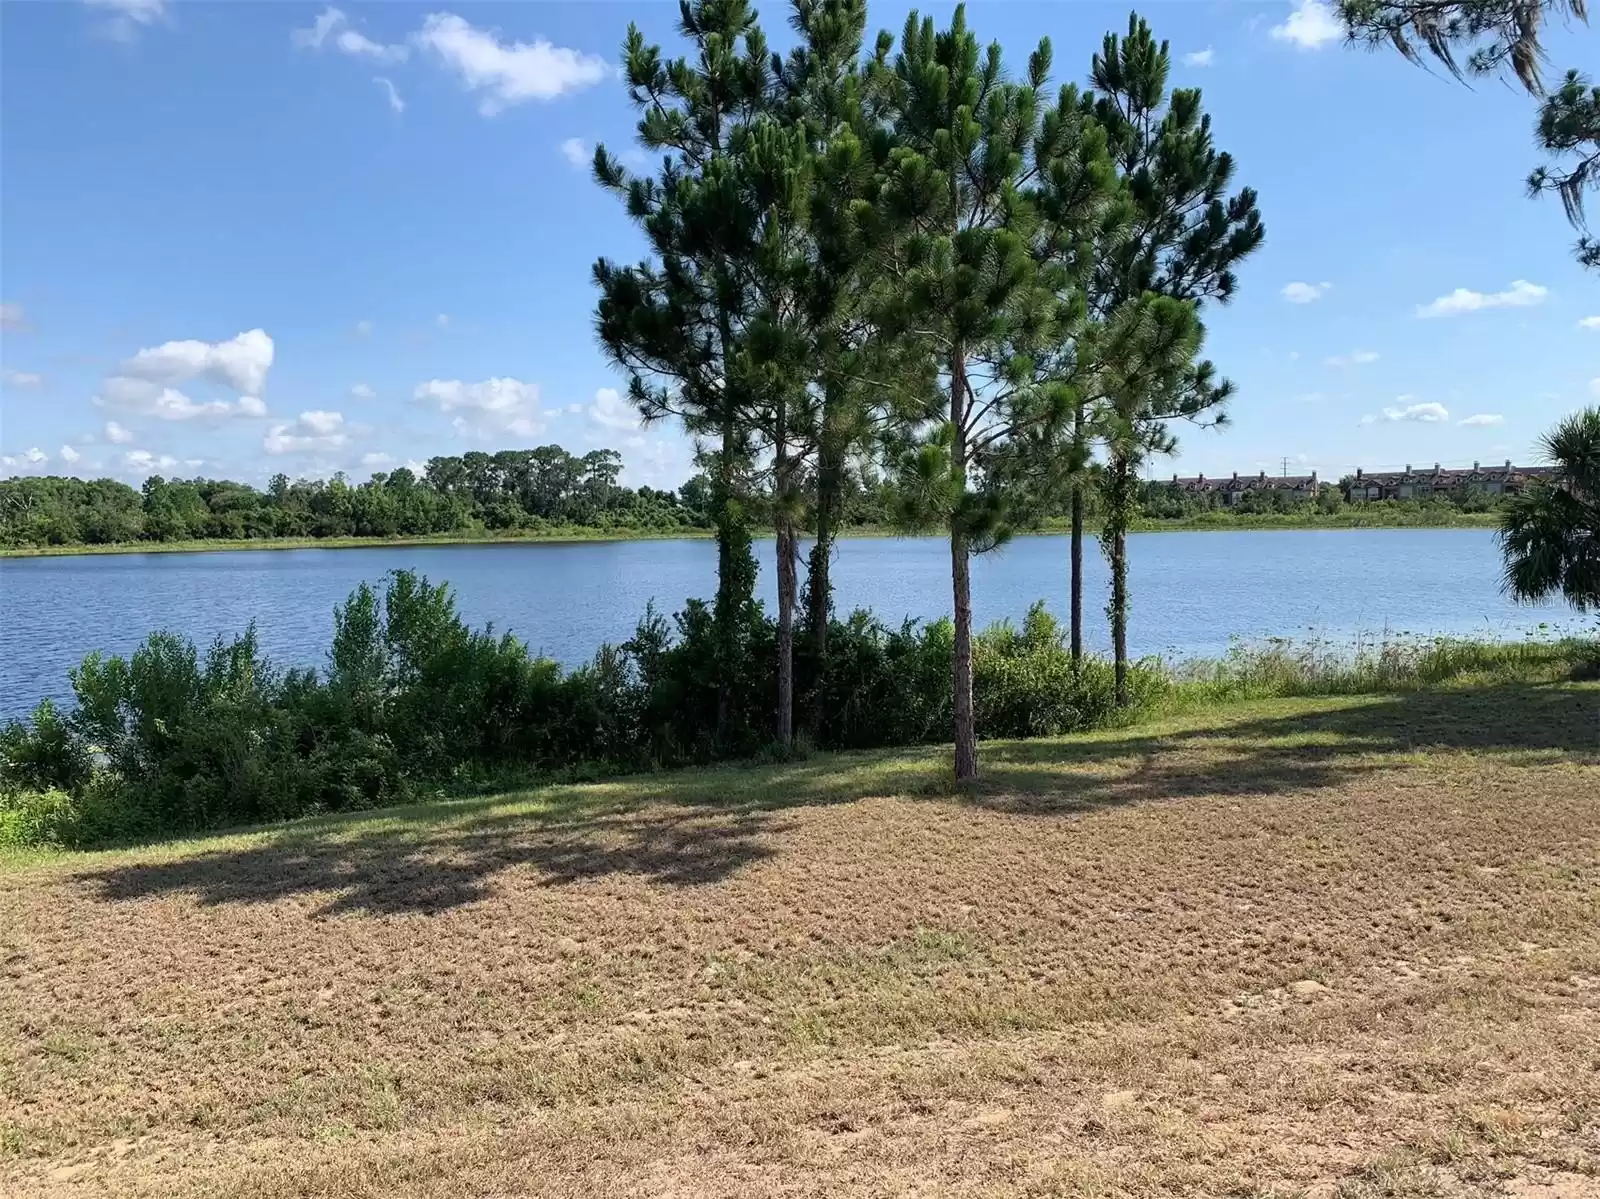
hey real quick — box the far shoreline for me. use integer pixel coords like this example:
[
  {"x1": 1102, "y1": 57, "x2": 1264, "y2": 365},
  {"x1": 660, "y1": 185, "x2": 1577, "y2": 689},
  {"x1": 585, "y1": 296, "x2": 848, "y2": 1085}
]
[{"x1": 0, "y1": 513, "x2": 1503, "y2": 561}]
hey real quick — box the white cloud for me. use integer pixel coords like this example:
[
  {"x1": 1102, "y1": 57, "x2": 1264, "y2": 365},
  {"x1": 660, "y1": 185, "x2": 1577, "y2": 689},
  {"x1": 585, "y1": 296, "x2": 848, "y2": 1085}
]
[
  {"x1": 1370, "y1": 401, "x2": 1450, "y2": 423},
  {"x1": 1458, "y1": 413, "x2": 1504, "y2": 426},
  {"x1": 1415, "y1": 279, "x2": 1548, "y2": 318},
  {"x1": 1270, "y1": 0, "x2": 1341, "y2": 49},
  {"x1": 436, "y1": 312, "x2": 450, "y2": 328},
  {"x1": 24, "y1": 447, "x2": 47, "y2": 465},
  {"x1": 349, "y1": 382, "x2": 376, "y2": 400},
  {"x1": 413, "y1": 13, "x2": 609, "y2": 116},
  {"x1": 104, "y1": 420, "x2": 134, "y2": 444},
  {"x1": 560, "y1": 137, "x2": 590, "y2": 168},
  {"x1": 0, "y1": 302, "x2": 26, "y2": 331},
  {"x1": 98, "y1": 382, "x2": 267, "y2": 422},
  {"x1": 59, "y1": 445, "x2": 82, "y2": 464},
  {"x1": 1288, "y1": 351, "x2": 1301, "y2": 361},
  {"x1": 1182, "y1": 47, "x2": 1215, "y2": 67},
  {"x1": 1325, "y1": 349, "x2": 1379, "y2": 367},
  {"x1": 265, "y1": 410, "x2": 351, "y2": 455},
  {"x1": 122, "y1": 449, "x2": 179, "y2": 473},
  {"x1": 293, "y1": 7, "x2": 408, "y2": 62},
  {"x1": 84, "y1": 0, "x2": 169, "y2": 42},
  {"x1": 361, "y1": 451, "x2": 394, "y2": 467},
  {"x1": 1281, "y1": 280, "x2": 1331, "y2": 304},
  {"x1": 374, "y1": 76, "x2": 405, "y2": 113},
  {"x1": 1579, "y1": 316, "x2": 1600, "y2": 330},
  {"x1": 2, "y1": 369, "x2": 42, "y2": 388},
  {"x1": 354, "y1": 319, "x2": 374, "y2": 337},
  {"x1": 414, "y1": 376, "x2": 545, "y2": 438},
  {"x1": 117, "y1": 328, "x2": 274, "y2": 395},
  {"x1": 588, "y1": 386, "x2": 638, "y2": 431}
]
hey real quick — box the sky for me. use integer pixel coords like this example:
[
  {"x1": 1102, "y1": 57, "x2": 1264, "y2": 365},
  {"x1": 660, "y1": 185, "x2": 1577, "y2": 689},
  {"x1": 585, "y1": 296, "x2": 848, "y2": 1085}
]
[{"x1": 0, "y1": 0, "x2": 1596, "y2": 489}]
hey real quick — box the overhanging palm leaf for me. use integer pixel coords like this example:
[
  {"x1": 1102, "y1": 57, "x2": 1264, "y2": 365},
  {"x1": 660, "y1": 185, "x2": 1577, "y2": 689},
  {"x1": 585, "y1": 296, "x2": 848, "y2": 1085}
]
[{"x1": 1499, "y1": 406, "x2": 1600, "y2": 610}]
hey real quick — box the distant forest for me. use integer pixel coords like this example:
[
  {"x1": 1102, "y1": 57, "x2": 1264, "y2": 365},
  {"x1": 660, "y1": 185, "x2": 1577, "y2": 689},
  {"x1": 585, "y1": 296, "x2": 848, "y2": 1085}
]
[{"x1": 0, "y1": 443, "x2": 1511, "y2": 549}]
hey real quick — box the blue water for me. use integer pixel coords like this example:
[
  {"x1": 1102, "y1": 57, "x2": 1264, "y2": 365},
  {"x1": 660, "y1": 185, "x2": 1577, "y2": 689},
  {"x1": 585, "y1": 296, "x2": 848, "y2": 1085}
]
[{"x1": 0, "y1": 529, "x2": 1586, "y2": 717}]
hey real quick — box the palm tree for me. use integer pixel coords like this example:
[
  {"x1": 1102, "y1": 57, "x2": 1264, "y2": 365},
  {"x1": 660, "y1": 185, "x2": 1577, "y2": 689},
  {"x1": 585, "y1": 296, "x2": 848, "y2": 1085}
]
[{"x1": 1500, "y1": 406, "x2": 1600, "y2": 610}]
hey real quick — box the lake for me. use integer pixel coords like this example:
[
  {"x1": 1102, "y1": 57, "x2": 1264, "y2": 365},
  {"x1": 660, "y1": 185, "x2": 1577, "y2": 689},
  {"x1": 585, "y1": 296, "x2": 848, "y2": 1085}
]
[{"x1": 0, "y1": 529, "x2": 1586, "y2": 717}]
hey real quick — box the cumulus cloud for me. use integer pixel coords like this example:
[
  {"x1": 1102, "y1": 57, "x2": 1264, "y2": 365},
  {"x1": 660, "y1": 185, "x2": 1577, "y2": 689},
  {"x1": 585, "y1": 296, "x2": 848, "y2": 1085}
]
[
  {"x1": 1458, "y1": 413, "x2": 1504, "y2": 426},
  {"x1": 1325, "y1": 349, "x2": 1379, "y2": 367},
  {"x1": 1416, "y1": 279, "x2": 1548, "y2": 318},
  {"x1": 59, "y1": 445, "x2": 82, "y2": 464},
  {"x1": 116, "y1": 328, "x2": 274, "y2": 395},
  {"x1": 264, "y1": 410, "x2": 351, "y2": 455},
  {"x1": 1270, "y1": 0, "x2": 1341, "y2": 48},
  {"x1": 1365, "y1": 401, "x2": 1450, "y2": 424},
  {"x1": 374, "y1": 76, "x2": 405, "y2": 113},
  {"x1": 1579, "y1": 316, "x2": 1600, "y2": 330},
  {"x1": 84, "y1": 0, "x2": 169, "y2": 42},
  {"x1": 122, "y1": 449, "x2": 179, "y2": 473},
  {"x1": 1281, "y1": 280, "x2": 1331, "y2": 304},
  {"x1": 415, "y1": 376, "x2": 545, "y2": 438},
  {"x1": 361, "y1": 451, "x2": 393, "y2": 467},
  {"x1": 349, "y1": 382, "x2": 376, "y2": 400},
  {"x1": 588, "y1": 386, "x2": 638, "y2": 431},
  {"x1": 104, "y1": 420, "x2": 134, "y2": 444},
  {"x1": 99, "y1": 382, "x2": 267, "y2": 422},
  {"x1": 2, "y1": 369, "x2": 42, "y2": 388},
  {"x1": 293, "y1": 7, "x2": 408, "y2": 62},
  {"x1": 413, "y1": 13, "x2": 608, "y2": 115},
  {"x1": 1182, "y1": 47, "x2": 1215, "y2": 67},
  {"x1": 560, "y1": 137, "x2": 590, "y2": 168},
  {"x1": 436, "y1": 313, "x2": 450, "y2": 328}
]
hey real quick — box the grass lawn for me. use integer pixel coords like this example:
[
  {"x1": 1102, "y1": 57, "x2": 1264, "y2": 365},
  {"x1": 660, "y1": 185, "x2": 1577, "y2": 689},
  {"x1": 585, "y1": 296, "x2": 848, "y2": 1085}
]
[{"x1": 3, "y1": 685, "x2": 1598, "y2": 1197}]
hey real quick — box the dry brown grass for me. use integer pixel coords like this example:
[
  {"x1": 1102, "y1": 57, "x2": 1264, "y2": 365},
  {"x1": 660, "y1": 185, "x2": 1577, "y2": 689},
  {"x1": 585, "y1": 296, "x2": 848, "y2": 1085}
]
[{"x1": 2, "y1": 684, "x2": 1598, "y2": 1198}]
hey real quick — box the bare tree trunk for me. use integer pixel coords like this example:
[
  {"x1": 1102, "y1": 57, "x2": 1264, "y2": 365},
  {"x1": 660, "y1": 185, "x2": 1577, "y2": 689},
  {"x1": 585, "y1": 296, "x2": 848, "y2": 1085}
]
[{"x1": 949, "y1": 346, "x2": 977, "y2": 781}]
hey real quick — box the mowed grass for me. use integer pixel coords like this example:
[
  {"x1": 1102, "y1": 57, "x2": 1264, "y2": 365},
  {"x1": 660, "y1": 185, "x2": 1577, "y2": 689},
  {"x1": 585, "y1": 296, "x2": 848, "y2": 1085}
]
[{"x1": 2, "y1": 684, "x2": 1598, "y2": 1197}]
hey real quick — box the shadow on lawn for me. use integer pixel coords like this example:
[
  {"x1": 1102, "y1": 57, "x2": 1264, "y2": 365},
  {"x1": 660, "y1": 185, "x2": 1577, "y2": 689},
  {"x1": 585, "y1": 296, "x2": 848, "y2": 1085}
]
[{"x1": 77, "y1": 682, "x2": 1596, "y2": 916}]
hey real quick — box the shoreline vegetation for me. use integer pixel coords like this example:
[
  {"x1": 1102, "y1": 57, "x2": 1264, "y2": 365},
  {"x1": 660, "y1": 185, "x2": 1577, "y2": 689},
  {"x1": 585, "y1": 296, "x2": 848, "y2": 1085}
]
[
  {"x1": 0, "y1": 508, "x2": 1505, "y2": 559},
  {"x1": 2, "y1": 565, "x2": 1593, "y2": 853}
]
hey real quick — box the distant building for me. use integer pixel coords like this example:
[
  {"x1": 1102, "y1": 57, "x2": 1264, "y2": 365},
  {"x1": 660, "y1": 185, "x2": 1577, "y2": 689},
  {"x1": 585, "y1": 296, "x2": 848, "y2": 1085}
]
[
  {"x1": 1166, "y1": 469, "x2": 1322, "y2": 507},
  {"x1": 1345, "y1": 460, "x2": 1557, "y2": 503}
]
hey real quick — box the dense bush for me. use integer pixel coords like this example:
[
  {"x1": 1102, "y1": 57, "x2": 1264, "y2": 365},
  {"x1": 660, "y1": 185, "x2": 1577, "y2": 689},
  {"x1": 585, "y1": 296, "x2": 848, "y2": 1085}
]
[{"x1": 0, "y1": 572, "x2": 1167, "y2": 848}]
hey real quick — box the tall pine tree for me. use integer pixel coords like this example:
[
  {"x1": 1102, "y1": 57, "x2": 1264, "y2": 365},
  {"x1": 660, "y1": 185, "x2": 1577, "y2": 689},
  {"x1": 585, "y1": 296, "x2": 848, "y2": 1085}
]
[
  {"x1": 872, "y1": 6, "x2": 1075, "y2": 780},
  {"x1": 1082, "y1": 15, "x2": 1265, "y2": 705},
  {"x1": 592, "y1": 0, "x2": 776, "y2": 746}
]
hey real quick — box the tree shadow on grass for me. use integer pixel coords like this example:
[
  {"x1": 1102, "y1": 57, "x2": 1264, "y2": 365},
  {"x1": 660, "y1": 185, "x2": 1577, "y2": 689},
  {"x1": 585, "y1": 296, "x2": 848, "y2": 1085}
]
[{"x1": 74, "y1": 682, "x2": 1596, "y2": 916}]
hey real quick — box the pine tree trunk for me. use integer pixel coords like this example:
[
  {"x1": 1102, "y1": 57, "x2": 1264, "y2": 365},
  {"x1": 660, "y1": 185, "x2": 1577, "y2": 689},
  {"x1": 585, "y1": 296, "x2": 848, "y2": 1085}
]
[
  {"x1": 806, "y1": 433, "x2": 839, "y2": 739},
  {"x1": 1102, "y1": 452, "x2": 1133, "y2": 708},
  {"x1": 949, "y1": 347, "x2": 977, "y2": 781},
  {"x1": 1069, "y1": 485, "x2": 1084, "y2": 666},
  {"x1": 774, "y1": 439, "x2": 796, "y2": 752},
  {"x1": 951, "y1": 523, "x2": 977, "y2": 780},
  {"x1": 1110, "y1": 521, "x2": 1128, "y2": 706}
]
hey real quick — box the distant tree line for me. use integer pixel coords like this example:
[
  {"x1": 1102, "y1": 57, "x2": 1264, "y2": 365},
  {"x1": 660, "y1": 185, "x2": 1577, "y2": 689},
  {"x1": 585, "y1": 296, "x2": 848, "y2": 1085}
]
[{"x1": 0, "y1": 447, "x2": 712, "y2": 546}]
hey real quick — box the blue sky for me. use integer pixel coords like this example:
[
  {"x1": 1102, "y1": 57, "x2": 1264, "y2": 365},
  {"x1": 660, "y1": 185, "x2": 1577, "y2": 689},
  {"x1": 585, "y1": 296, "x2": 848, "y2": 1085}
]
[{"x1": 1, "y1": 0, "x2": 1595, "y2": 488}]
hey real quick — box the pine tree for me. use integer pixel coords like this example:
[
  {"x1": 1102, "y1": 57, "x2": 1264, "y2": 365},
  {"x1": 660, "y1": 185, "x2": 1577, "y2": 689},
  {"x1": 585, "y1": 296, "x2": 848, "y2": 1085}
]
[
  {"x1": 871, "y1": 6, "x2": 1068, "y2": 780},
  {"x1": 1082, "y1": 15, "x2": 1265, "y2": 706},
  {"x1": 592, "y1": 0, "x2": 776, "y2": 746}
]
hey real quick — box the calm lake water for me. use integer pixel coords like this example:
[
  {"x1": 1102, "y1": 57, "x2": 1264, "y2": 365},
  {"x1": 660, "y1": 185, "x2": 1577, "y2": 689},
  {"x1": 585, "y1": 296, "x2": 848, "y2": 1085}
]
[{"x1": 0, "y1": 529, "x2": 1587, "y2": 717}]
